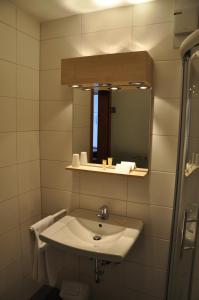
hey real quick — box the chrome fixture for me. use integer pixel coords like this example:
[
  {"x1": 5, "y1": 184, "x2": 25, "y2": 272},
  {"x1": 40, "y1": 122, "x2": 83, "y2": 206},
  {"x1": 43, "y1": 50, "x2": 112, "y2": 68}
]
[{"x1": 97, "y1": 205, "x2": 109, "y2": 220}]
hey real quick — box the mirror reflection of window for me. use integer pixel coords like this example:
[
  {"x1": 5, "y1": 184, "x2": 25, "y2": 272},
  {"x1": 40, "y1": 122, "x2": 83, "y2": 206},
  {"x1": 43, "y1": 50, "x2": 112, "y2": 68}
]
[
  {"x1": 90, "y1": 90, "x2": 111, "y2": 163},
  {"x1": 93, "y1": 93, "x2": 98, "y2": 158}
]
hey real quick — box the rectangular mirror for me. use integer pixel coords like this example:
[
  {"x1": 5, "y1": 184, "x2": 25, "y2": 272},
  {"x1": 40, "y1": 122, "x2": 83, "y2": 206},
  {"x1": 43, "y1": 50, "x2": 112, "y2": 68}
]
[{"x1": 73, "y1": 87, "x2": 152, "y2": 168}]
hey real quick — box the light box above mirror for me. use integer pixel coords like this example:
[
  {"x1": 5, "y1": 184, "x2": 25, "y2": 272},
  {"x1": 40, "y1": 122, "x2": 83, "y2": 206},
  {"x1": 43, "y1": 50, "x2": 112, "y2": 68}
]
[
  {"x1": 62, "y1": 51, "x2": 153, "y2": 177},
  {"x1": 61, "y1": 51, "x2": 153, "y2": 88}
]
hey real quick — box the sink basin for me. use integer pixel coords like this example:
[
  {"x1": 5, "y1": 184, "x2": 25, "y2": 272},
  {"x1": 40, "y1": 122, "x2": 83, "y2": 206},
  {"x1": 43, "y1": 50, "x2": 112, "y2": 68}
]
[{"x1": 40, "y1": 209, "x2": 143, "y2": 262}]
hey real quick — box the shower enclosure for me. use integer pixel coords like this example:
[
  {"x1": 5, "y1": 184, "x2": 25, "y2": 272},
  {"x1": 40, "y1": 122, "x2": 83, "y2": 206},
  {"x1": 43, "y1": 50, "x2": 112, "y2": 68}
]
[{"x1": 167, "y1": 30, "x2": 199, "y2": 300}]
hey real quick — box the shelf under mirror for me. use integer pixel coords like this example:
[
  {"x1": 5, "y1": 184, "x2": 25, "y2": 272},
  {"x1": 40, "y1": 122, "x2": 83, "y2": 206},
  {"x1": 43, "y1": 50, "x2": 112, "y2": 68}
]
[{"x1": 65, "y1": 163, "x2": 148, "y2": 177}]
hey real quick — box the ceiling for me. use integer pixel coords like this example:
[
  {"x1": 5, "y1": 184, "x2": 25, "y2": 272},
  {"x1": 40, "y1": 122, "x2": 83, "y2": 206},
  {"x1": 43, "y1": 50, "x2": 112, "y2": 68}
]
[
  {"x1": 11, "y1": 0, "x2": 156, "y2": 22},
  {"x1": 11, "y1": 0, "x2": 199, "y2": 22}
]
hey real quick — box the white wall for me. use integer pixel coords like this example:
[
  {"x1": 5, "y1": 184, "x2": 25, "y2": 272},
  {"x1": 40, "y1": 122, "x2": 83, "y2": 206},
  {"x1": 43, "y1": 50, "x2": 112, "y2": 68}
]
[
  {"x1": 40, "y1": 0, "x2": 181, "y2": 299},
  {"x1": 0, "y1": 1, "x2": 41, "y2": 298}
]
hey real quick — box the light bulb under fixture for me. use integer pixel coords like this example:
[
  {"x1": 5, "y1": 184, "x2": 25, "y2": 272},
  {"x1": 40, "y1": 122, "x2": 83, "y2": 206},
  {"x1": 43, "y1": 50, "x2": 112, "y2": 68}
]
[
  {"x1": 111, "y1": 87, "x2": 119, "y2": 90},
  {"x1": 84, "y1": 88, "x2": 91, "y2": 91},
  {"x1": 71, "y1": 84, "x2": 80, "y2": 88},
  {"x1": 138, "y1": 85, "x2": 149, "y2": 90}
]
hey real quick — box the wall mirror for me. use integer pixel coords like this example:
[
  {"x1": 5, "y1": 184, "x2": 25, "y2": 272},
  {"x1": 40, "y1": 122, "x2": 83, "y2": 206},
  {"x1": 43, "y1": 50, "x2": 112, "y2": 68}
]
[{"x1": 73, "y1": 87, "x2": 152, "y2": 168}]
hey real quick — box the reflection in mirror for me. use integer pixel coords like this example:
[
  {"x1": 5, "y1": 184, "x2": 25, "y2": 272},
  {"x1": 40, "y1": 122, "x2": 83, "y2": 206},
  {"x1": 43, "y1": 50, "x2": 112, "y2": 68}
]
[{"x1": 73, "y1": 87, "x2": 152, "y2": 168}]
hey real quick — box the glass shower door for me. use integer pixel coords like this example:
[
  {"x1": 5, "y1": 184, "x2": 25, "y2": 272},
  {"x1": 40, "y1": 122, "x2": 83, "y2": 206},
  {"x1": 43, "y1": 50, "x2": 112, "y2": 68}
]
[{"x1": 167, "y1": 46, "x2": 199, "y2": 300}]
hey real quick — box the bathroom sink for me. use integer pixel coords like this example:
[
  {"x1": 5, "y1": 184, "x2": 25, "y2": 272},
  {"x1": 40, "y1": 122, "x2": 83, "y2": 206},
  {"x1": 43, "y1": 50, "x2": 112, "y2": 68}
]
[{"x1": 40, "y1": 209, "x2": 143, "y2": 262}]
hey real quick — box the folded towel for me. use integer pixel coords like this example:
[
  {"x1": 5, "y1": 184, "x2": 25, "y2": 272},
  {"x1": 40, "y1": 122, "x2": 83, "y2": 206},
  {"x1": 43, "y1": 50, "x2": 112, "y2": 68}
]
[
  {"x1": 45, "y1": 245, "x2": 66, "y2": 287},
  {"x1": 31, "y1": 216, "x2": 54, "y2": 283},
  {"x1": 115, "y1": 163, "x2": 131, "y2": 174},
  {"x1": 121, "y1": 161, "x2": 136, "y2": 170}
]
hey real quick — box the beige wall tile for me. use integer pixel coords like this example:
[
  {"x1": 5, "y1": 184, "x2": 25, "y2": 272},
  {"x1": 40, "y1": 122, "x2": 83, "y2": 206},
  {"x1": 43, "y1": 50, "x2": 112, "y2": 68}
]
[
  {"x1": 19, "y1": 189, "x2": 41, "y2": 223},
  {"x1": 82, "y1": 6, "x2": 133, "y2": 33},
  {"x1": 73, "y1": 127, "x2": 90, "y2": 154},
  {"x1": 124, "y1": 289, "x2": 161, "y2": 300},
  {"x1": 153, "y1": 97, "x2": 180, "y2": 136},
  {"x1": 73, "y1": 104, "x2": 90, "y2": 128},
  {"x1": 133, "y1": 0, "x2": 173, "y2": 26},
  {"x1": 17, "y1": 32, "x2": 39, "y2": 69},
  {"x1": 0, "y1": 133, "x2": 16, "y2": 167},
  {"x1": 79, "y1": 194, "x2": 127, "y2": 216},
  {"x1": 0, "y1": 197, "x2": 19, "y2": 235},
  {"x1": 42, "y1": 188, "x2": 72, "y2": 215},
  {"x1": 151, "y1": 135, "x2": 178, "y2": 173},
  {"x1": 40, "y1": 131, "x2": 72, "y2": 161},
  {"x1": 133, "y1": 22, "x2": 180, "y2": 61},
  {"x1": 0, "y1": 228, "x2": 21, "y2": 271},
  {"x1": 0, "y1": 22, "x2": 16, "y2": 62},
  {"x1": 40, "y1": 101, "x2": 72, "y2": 131},
  {"x1": 80, "y1": 172, "x2": 128, "y2": 200},
  {"x1": 73, "y1": 89, "x2": 91, "y2": 106},
  {"x1": 0, "y1": 165, "x2": 18, "y2": 202},
  {"x1": 124, "y1": 261, "x2": 167, "y2": 299},
  {"x1": 128, "y1": 171, "x2": 175, "y2": 207},
  {"x1": 41, "y1": 15, "x2": 82, "y2": 40},
  {"x1": 0, "y1": 60, "x2": 16, "y2": 97},
  {"x1": 17, "y1": 132, "x2": 39, "y2": 162},
  {"x1": 154, "y1": 60, "x2": 182, "y2": 99},
  {"x1": 82, "y1": 28, "x2": 132, "y2": 56},
  {"x1": 40, "y1": 69, "x2": 72, "y2": 101},
  {"x1": 17, "y1": 66, "x2": 38, "y2": 100},
  {"x1": 0, "y1": 98, "x2": 16, "y2": 132},
  {"x1": 41, "y1": 160, "x2": 72, "y2": 191},
  {"x1": 40, "y1": 35, "x2": 82, "y2": 70},
  {"x1": 127, "y1": 202, "x2": 172, "y2": 239},
  {"x1": 17, "y1": 99, "x2": 37, "y2": 131},
  {"x1": 18, "y1": 160, "x2": 40, "y2": 194},
  {"x1": 0, "y1": 259, "x2": 23, "y2": 299},
  {"x1": 127, "y1": 235, "x2": 169, "y2": 270},
  {"x1": 17, "y1": 8, "x2": 40, "y2": 40},
  {"x1": 0, "y1": 0, "x2": 16, "y2": 28},
  {"x1": 34, "y1": 101, "x2": 39, "y2": 130}
]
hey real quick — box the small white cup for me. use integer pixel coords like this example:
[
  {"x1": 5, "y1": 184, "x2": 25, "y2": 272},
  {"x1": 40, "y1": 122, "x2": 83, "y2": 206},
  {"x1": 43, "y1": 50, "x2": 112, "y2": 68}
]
[
  {"x1": 80, "y1": 152, "x2": 88, "y2": 165},
  {"x1": 72, "y1": 154, "x2": 80, "y2": 168}
]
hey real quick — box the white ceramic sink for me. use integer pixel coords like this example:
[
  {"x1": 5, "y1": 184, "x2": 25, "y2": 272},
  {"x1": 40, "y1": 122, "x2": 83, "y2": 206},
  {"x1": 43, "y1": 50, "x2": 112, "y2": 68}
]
[{"x1": 40, "y1": 209, "x2": 143, "y2": 262}]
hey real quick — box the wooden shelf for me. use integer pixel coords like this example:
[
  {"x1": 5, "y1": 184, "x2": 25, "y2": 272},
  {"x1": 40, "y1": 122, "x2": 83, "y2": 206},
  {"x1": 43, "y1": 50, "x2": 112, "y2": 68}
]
[
  {"x1": 61, "y1": 51, "x2": 153, "y2": 87},
  {"x1": 65, "y1": 164, "x2": 148, "y2": 177}
]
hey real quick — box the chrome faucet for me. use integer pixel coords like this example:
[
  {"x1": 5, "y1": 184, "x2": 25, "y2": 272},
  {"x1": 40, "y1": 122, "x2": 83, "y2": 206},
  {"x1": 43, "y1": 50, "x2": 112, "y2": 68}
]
[{"x1": 97, "y1": 205, "x2": 109, "y2": 220}]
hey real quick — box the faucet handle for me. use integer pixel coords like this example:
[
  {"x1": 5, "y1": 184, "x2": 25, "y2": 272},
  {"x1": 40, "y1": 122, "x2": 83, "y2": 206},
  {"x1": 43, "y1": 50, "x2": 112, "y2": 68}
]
[{"x1": 97, "y1": 205, "x2": 109, "y2": 220}]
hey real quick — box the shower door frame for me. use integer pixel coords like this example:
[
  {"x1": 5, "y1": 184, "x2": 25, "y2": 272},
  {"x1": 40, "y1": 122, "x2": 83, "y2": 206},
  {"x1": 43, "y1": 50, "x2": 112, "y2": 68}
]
[{"x1": 166, "y1": 44, "x2": 199, "y2": 300}]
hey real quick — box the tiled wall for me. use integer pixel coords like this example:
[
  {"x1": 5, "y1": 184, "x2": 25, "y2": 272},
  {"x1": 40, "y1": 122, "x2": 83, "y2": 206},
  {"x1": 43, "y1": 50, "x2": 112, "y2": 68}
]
[
  {"x1": 40, "y1": 1, "x2": 182, "y2": 299},
  {"x1": 0, "y1": 1, "x2": 41, "y2": 299}
]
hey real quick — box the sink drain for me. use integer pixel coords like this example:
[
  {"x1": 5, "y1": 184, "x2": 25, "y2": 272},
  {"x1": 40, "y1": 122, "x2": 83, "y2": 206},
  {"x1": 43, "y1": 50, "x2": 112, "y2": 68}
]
[{"x1": 93, "y1": 235, "x2": 102, "y2": 241}]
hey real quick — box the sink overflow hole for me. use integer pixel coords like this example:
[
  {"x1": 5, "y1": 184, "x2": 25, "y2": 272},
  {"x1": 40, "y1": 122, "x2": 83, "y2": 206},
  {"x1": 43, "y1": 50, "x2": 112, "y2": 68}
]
[{"x1": 93, "y1": 235, "x2": 102, "y2": 241}]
